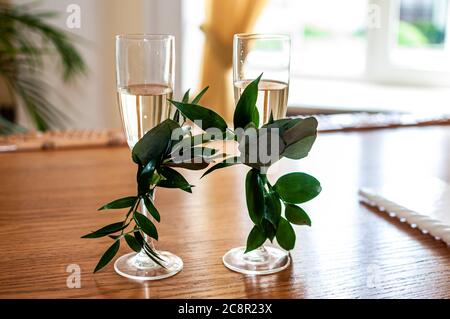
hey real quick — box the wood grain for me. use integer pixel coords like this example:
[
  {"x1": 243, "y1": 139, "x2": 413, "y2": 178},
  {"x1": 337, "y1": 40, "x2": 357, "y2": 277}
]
[{"x1": 0, "y1": 126, "x2": 449, "y2": 298}]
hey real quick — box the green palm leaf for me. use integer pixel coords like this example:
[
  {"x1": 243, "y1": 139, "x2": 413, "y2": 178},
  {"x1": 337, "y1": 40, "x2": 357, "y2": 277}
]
[{"x1": 0, "y1": 3, "x2": 86, "y2": 133}]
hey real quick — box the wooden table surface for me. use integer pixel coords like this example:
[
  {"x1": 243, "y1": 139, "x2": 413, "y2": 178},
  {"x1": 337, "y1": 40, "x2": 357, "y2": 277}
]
[{"x1": 0, "y1": 126, "x2": 449, "y2": 299}]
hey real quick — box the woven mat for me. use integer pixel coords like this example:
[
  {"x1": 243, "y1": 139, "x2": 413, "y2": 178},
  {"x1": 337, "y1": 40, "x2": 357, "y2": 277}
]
[{"x1": 1, "y1": 113, "x2": 450, "y2": 152}]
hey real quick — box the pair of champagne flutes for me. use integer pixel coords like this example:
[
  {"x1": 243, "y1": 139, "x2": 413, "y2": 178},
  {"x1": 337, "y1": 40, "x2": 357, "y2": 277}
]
[{"x1": 115, "y1": 34, "x2": 290, "y2": 281}]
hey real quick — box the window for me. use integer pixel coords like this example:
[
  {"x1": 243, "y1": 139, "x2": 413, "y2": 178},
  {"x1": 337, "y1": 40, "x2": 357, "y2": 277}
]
[
  {"x1": 254, "y1": 0, "x2": 450, "y2": 84},
  {"x1": 390, "y1": 0, "x2": 450, "y2": 73},
  {"x1": 180, "y1": 0, "x2": 450, "y2": 113},
  {"x1": 368, "y1": 0, "x2": 450, "y2": 85},
  {"x1": 254, "y1": 0, "x2": 367, "y2": 79}
]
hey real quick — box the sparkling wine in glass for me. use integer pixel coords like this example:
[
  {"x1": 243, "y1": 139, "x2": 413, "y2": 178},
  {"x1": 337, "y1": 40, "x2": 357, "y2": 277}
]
[
  {"x1": 223, "y1": 33, "x2": 291, "y2": 275},
  {"x1": 115, "y1": 34, "x2": 182, "y2": 281},
  {"x1": 233, "y1": 79, "x2": 289, "y2": 123},
  {"x1": 117, "y1": 84, "x2": 174, "y2": 147}
]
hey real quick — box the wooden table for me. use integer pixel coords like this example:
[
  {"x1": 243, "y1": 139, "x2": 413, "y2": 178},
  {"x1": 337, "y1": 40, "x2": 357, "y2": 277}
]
[{"x1": 0, "y1": 126, "x2": 449, "y2": 298}]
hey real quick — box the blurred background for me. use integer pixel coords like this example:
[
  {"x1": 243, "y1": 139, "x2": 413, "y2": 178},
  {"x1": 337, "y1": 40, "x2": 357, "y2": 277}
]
[{"x1": 1, "y1": 0, "x2": 450, "y2": 133}]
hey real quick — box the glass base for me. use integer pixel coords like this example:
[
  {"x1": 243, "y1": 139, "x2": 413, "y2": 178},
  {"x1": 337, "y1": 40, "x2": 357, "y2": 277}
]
[
  {"x1": 114, "y1": 250, "x2": 183, "y2": 281},
  {"x1": 222, "y1": 245, "x2": 290, "y2": 275}
]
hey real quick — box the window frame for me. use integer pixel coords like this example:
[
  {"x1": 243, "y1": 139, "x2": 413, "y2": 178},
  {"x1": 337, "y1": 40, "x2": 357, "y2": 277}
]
[{"x1": 366, "y1": 0, "x2": 450, "y2": 86}]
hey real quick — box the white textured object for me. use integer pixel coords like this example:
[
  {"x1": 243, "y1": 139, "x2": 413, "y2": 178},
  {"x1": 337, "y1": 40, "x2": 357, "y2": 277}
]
[{"x1": 359, "y1": 178, "x2": 450, "y2": 246}]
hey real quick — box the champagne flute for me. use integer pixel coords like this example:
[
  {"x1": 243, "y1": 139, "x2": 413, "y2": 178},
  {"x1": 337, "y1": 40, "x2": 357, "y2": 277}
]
[
  {"x1": 233, "y1": 34, "x2": 290, "y2": 125},
  {"x1": 114, "y1": 34, "x2": 182, "y2": 280},
  {"x1": 223, "y1": 33, "x2": 291, "y2": 275}
]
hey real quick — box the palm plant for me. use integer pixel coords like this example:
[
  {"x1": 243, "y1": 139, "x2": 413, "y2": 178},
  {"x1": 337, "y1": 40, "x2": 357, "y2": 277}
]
[{"x1": 0, "y1": 2, "x2": 86, "y2": 134}]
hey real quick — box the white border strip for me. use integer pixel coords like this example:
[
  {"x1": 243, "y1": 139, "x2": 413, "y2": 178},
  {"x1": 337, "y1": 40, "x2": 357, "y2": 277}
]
[{"x1": 359, "y1": 188, "x2": 450, "y2": 246}]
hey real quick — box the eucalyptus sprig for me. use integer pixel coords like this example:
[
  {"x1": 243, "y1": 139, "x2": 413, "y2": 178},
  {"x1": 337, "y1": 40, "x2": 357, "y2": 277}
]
[
  {"x1": 82, "y1": 91, "x2": 217, "y2": 273},
  {"x1": 169, "y1": 74, "x2": 322, "y2": 253}
]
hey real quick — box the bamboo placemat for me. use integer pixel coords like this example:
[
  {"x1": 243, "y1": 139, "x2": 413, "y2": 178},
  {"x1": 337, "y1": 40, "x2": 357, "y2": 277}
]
[{"x1": 0, "y1": 129, "x2": 126, "y2": 152}]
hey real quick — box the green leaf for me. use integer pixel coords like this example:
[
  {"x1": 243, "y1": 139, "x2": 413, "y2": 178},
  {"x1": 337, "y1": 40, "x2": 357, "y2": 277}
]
[
  {"x1": 173, "y1": 109, "x2": 181, "y2": 124},
  {"x1": 262, "y1": 117, "x2": 302, "y2": 135},
  {"x1": 143, "y1": 243, "x2": 166, "y2": 268},
  {"x1": 262, "y1": 219, "x2": 276, "y2": 242},
  {"x1": 133, "y1": 228, "x2": 164, "y2": 266},
  {"x1": 182, "y1": 89, "x2": 190, "y2": 103},
  {"x1": 157, "y1": 166, "x2": 192, "y2": 193},
  {"x1": 237, "y1": 124, "x2": 285, "y2": 169},
  {"x1": 138, "y1": 160, "x2": 156, "y2": 195},
  {"x1": 169, "y1": 100, "x2": 228, "y2": 133},
  {"x1": 143, "y1": 195, "x2": 161, "y2": 222},
  {"x1": 272, "y1": 116, "x2": 318, "y2": 161},
  {"x1": 93, "y1": 240, "x2": 120, "y2": 273},
  {"x1": 201, "y1": 156, "x2": 240, "y2": 178},
  {"x1": 124, "y1": 234, "x2": 142, "y2": 252},
  {"x1": 134, "y1": 212, "x2": 158, "y2": 240},
  {"x1": 245, "y1": 169, "x2": 264, "y2": 224},
  {"x1": 143, "y1": 242, "x2": 165, "y2": 262},
  {"x1": 233, "y1": 74, "x2": 262, "y2": 130},
  {"x1": 81, "y1": 221, "x2": 125, "y2": 238},
  {"x1": 191, "y1": 86, "x2": 209, "y2": 104},
  {"x1": 274, "y1": 172, "x2": 322, "y2": 204},
  {"x1": 132, "y1": 119, "x2": 180, "y2": 165},
  {"x1": 134, "y1": 229, "x2": 144, "y2": 246},
  {"x1": 98, "y1": 196, "x2": 137, "y2": 211},
  {"x1": 285, "y1": 204, "x2": 311, "y2": 226},
  {"x1": 276, "y1": 218, "x2": 296, "y2": 251},
  {"x1": 282, "y1": 135, "x2": 316, "y2": 160},
  {"x1": 264, "y1": 190, "x2": 282, "y2": 227},
  {"x1": 261, "y1": 117, "x2": 318, "y2": 162},
  {"x1": 282, "y1": 117, "x2": 318, "y2": 146},
  {"x1": 245, "y1": 225, "x2": 266, "y2": 253}
]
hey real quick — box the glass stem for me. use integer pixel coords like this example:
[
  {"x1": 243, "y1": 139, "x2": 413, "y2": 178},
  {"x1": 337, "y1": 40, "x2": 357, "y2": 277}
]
[
  {"x1": 256, "y1": 245, "x2": 268, "y2": 255},
  {"x1": 133, "y1": 189, "x2": 158, "y2": 268},
  {"x1": 243, "y1": 244, "x2": 270, "y2": 263},
  {"x1": 140, "y1": 200, "x2": 156, "y2": 250}
]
